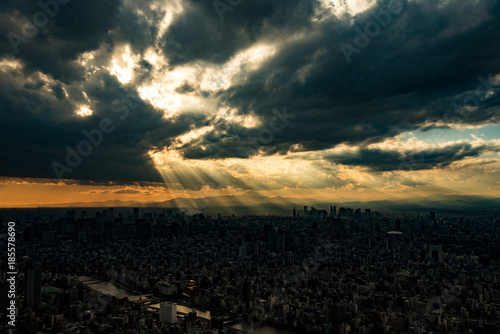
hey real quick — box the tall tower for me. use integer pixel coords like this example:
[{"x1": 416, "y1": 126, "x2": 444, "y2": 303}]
[{"x1": 292, "y1": 207, "x2": 296, "y2": 218}]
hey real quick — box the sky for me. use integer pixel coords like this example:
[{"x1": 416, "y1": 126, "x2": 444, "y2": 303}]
[{"x1": 0, "y1": 0, "x2": 499, "y2": 209}]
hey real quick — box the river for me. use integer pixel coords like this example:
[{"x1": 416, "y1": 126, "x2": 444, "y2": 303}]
[{"x1": 78, "y1": 277, "x2": 294, "y2": 334}]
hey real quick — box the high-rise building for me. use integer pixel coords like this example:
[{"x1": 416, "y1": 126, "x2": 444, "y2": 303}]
[
  {"x1": 240, "y1": 280, "x2": 252, "y2": 307},
  {"x1": 25, "y1": 268, "x2": 41, "y2": 309},
  {"x1": 66, "y1": 210, "x2": 76, "y2": 218},
  {"x1": 332, "y1": 303, "x2": 346, "y2": 322},
  {"x1": 429, "y1": 245, "x2": 444, "y2": 263},
  {"x1": 263, "y1": 224, "x2": 272, "y2": 241},
  {"x1": 299, "y1": 232, "x2": 307, "y2": 250},
  {"x1": 159, "y1": 302, "x2": 177, "y2": 323},
  {"x1": 277, "y1": 230, "x2": 285, "y2": 250},
  {"x1": 252, "y1": 241, "x2": 259, "y2": 258},
  {"x1": 395, "y1": 219, "x2": 401, "y2": 231},
  {"x1": 330, "y1": 206, "x2": 337, "y2": 218},
  {"x1": 239, "y1": 245, "x2": 247, "y2": 258},
  {"x1": 430, "y1": 211, "x2": 436, "y2": 222}
]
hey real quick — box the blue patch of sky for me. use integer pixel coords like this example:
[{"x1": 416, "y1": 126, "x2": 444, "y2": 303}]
[{"x1": 400, "y1": 124, "x2": 500, "y2": 144}]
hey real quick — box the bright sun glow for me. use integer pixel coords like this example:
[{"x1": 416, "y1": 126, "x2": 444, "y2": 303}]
[
  {"x1": 215, "y1": 108, "x2": 261, "y2": 128},
  {"x1": 315, "y1": 0, "x2": 377, "y2": 22},
  {"x1": 0, "y1": 58, "x2": 22, "y2": 71},
  {"x1": 76, "y1": 105, "x2": 93, "y2": 117},
  {"x1": 151, "y1": 0, "x2": 185, "y2": 41},
  {"x1": 138, "y1": 43, "x2": 277, "y2": 120},
  {"x1": 109, "y1": 45, "x2": 139, "y2": 84},
  {"x1": 200, "y1": 44, "x2": 277, "y2": 92},
  {"x1": 173, "y1": 126, "x2": 215, "y2": 148},
  {"x1": 138, "y1": 64, "x2": 207, "y2": 119}
]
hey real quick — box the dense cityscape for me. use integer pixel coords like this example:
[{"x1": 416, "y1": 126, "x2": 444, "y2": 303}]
[
  {"x1": 1, "y1": 206, "x2": 500, "y2": 333},
  {"x1": 1, "y1": 0, "x2": 500, "y2": 333}
]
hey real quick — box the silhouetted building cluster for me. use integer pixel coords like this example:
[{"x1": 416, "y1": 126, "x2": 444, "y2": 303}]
[{"x1": 1, "y1": 206, "x2": 500, "y2": 333}]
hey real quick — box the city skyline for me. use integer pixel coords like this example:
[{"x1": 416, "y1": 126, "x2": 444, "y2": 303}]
[
  {"x1": 1, "y1": 0, "x2": 500, "y2": 208},
  {"x1": 3, "y1": 1, "x2": 500, "y2": 332},
  {"x1": 2, "y1": 206, "x2": 499, "y2": 333}
]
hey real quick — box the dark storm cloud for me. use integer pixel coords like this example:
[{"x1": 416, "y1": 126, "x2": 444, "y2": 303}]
[
  {"x1": 177, "y1": 0, "x2": 500, "y2": 163},
  {"x1": 0, "y1": 0, "x2": 122, "y2": 82},
  {"x1": 325, "y1": 142, "x2": 500, "y2": 171},
  {"x1": 113, "y1": 189, "x2": 141, "y2": 194},
  {"x1": 161, "y1": 0, "x2": 314, "y2": 66},
  {"x1": 0, "y1": 177, "x2": 171, "y2": 189},
  {"x1": 0, "y1": 0, "x2": 194, "y2": 182},
  {"x1": 0, "y1": 65, "x2": 168, "y2": 182},
  {"x1": 1, "y1": 0, "x2": 500, "y2": 183}
]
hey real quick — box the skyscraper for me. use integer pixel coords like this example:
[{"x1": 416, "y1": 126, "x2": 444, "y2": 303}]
[
  {"x1": 239, "y1": 244, "x2": 247, "y2": 258},
  {"x1": 429, "y1": 245, "x2": 444, "y2": 263},
  {"x1": 25, "y1": 268, "x2": 41, "y2": 309},
  {"x1": 240, "y1": 280, "x2": 252, "y2": 307},
  {"x1": 252, "y1": 241, "x2": 259, "y2": 258},
  {"x1": 330, "y1": 206, "x2": 336, "y2": 218},
  {"x1": 159, "y1": 302, "x2": 177, "y2": 323},
  {"x1": 430, "y1": 211, "x2": 436, "y2": 222}
]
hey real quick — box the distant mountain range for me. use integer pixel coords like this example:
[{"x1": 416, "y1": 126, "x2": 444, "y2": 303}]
[{"x1": 19, "y1": 192, "x2": 500, "y2": 214}]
